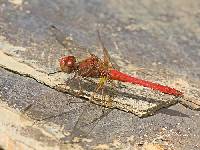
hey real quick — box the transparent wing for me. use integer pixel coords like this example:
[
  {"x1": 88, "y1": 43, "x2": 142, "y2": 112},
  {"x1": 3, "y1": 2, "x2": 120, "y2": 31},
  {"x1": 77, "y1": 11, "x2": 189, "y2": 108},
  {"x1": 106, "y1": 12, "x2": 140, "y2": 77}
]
[
  {"x1": 50, "y1": 25, "x2": 91, "y2": 57},
  {"x1": 97, "y1": 29, "x2": 120, "y2": 70}
]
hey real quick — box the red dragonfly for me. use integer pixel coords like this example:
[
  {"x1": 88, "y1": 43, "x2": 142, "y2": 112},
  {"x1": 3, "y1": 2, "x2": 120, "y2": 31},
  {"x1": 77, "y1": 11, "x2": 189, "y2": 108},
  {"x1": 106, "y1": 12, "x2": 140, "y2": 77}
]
[{"x1": 51, "y1": 26, "x2": 183, "y2": 97}]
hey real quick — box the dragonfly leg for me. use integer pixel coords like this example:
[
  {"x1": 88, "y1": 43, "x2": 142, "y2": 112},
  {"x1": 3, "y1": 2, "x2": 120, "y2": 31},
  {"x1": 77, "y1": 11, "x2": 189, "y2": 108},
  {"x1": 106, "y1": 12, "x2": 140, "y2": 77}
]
[
  {"x1": 83, "y1": 77, "x2": 96, "y2": 84},
  {"x1": 74, "y1": 77, "x2": 84, "y2": 96},
  {"x1": 74, "y1": 66, "x2": 98, "y2": 97},
  {"x1": 101, "y1": 78, "x2": 115, "y2": 107},
  {"x1": 90, "y1": 76, "x2": 107, "y2": 104}
]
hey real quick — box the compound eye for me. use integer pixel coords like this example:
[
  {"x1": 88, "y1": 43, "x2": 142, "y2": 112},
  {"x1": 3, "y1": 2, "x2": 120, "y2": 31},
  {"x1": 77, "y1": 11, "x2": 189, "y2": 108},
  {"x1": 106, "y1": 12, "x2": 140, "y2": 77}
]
[
  {"x1": 59, "y1": 56, "x2": 76, "y2": 73},
  {"x1": 67, "y1": 59, "x2": 74, "y2": 66}
]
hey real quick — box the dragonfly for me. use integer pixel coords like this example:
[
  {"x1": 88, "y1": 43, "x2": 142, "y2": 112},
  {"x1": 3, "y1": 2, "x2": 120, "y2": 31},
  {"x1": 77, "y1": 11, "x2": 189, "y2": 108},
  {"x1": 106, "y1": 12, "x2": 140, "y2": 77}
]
[
  {"x1": 31, "y1": 25, "x2": 184, "y2": 139},
  {"x1": 51, "y1": 26, "x2": 184, "y2": 97}
]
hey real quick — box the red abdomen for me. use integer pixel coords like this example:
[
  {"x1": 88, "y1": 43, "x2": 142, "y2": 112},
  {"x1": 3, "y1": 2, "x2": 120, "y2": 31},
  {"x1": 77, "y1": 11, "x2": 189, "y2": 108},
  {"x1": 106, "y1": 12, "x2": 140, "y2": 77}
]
[{"x1": 109, "y1": 69, "x2": 183, "y2": 96}]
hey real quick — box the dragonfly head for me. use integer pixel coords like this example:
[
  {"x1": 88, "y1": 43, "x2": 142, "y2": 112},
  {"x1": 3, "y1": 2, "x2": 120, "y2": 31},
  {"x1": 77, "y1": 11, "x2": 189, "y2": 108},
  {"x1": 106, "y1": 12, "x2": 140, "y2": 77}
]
[{"x1": 59, "y1": 56, "x2": 77, "y2": 73}]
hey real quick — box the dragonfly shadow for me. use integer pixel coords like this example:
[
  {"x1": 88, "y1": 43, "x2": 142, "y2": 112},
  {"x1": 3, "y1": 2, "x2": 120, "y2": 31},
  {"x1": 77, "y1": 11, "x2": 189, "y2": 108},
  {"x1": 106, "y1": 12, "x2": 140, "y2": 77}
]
[
  {"x1": 156, "y1": 108, "x2": 190, "y2": 118},
  {"x1": 61, "y1": 102, "x2": 113, "y2": 142},
  {"x1": 66, "y1": 77, "x2": 165, "y2": 106},
  {"x1": 116, "y1": 90, "x2": 161, "y2": 104},
  {"x1": 99, "y1": 83, "x2": 162, "y2": 105}
]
